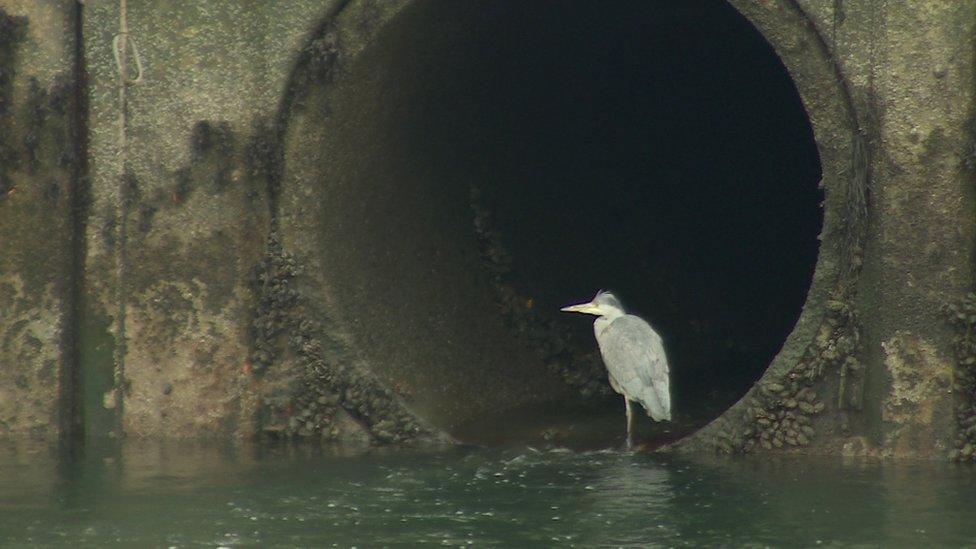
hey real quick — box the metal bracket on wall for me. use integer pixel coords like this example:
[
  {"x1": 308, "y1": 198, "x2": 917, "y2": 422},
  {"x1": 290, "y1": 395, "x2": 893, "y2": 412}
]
[{"x1": 111, "y1": 33, "x2": 143, "y2": 85}]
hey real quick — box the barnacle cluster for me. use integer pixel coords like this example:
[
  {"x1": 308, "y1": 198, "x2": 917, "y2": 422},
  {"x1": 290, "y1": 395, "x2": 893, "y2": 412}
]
[
  {"x1": 945, "y1": 293, "x2": 976, "y2": 462},
  {"x1": 284, "y1": 318, "x2": 427, "y2": 443},
  {"x1": 250, "y1": 232, "x2": 298, "y2": 372},
  {"x1": 468, "y1": 184, "x2": 609, "y2": 397},
  {"x1": 713, "y1": 295, "x2": 860, "y2": 453},
  {"x1": 251, "y1": 232, "x2": 432, "y2": 443}
]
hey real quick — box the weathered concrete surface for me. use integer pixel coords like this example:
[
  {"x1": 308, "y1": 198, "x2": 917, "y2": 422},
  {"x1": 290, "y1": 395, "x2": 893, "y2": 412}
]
[
  {"x1": 880, "y1": 332, "x2": 954, "y2": 456},
  {"x1": 2, "y1": 0, "x2": 976, "y2": 457},
  {"x1": 80, "y1": 0, "x2": 330, "y2": 439},
  {"x1": 0, "y1": 1, "x2": 80, "y2": 439},
  {"x1": 804, "y1": 1, "x2": 975, "y2": 458},
  {"x1": 849, "y1": 2, "x2": 975, "y2": 459}
]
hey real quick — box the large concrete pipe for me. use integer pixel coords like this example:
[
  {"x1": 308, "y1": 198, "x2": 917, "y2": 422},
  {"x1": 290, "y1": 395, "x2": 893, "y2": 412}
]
[
  {"x1": 275, "y1": 0, "x2": 823, "y2": 446},
  {"x1": 1, "y1": 0, "x2": 973, "y2": 460}
]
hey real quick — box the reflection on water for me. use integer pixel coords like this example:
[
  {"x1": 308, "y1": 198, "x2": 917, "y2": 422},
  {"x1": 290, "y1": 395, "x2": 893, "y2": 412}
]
[{"x1": 1, "y1": 440, "x2": 975, "y2": 546}]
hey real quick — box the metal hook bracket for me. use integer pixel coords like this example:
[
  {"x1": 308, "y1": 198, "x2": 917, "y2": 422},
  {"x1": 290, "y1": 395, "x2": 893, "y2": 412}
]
[{"x1": 112, "y1": 33, "x2": 144, "y2": 85}]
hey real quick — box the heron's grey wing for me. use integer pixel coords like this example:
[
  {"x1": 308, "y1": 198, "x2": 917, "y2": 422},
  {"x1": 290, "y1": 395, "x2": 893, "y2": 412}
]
[{"x1": 598, "y1": 315, "x2": 671, "y2": 421}]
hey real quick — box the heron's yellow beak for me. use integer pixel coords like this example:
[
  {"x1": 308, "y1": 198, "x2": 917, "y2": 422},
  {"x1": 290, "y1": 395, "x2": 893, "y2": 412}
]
[{"x1": 560, "y1": 302, "x2": 600, "y2": 315}]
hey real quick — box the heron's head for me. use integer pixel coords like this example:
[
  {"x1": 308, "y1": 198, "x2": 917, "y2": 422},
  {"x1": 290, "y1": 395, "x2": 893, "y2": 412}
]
[{"x1": 560, "y1": 290, "x2": 625, "y2": 318}]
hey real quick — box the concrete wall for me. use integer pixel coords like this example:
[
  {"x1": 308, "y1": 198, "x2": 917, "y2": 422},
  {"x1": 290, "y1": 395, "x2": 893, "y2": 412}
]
[
  {"x1": 1, "y1": 0, "x2": 975, "y2": 459},
  {"x1": 0, "y1": 1, "x2": 79, "y2": 439},
  {"x1": 78, "y1": 0, "x2": 335, "y2": 440}
]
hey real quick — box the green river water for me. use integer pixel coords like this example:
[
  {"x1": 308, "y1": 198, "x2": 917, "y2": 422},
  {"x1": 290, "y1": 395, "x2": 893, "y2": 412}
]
[{"x1": 2, "y1": 439, "x2": 975, "y2": 547}]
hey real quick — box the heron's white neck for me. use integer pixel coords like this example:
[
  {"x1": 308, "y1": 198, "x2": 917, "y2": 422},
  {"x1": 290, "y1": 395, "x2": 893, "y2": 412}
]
[{"x1": 593, "y1": 308, "x2": 624, "y2": 335}]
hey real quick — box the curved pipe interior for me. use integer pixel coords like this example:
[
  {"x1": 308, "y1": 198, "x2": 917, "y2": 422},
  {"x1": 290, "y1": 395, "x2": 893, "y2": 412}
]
[{"x1": 299, "y1": 0, "x2": 823, "y2": 445}]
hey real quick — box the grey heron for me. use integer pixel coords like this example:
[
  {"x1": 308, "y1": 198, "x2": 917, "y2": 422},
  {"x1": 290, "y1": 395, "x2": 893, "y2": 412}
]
[{"x1": 561, "y1": 291, "x2": 671, "y2": 448}]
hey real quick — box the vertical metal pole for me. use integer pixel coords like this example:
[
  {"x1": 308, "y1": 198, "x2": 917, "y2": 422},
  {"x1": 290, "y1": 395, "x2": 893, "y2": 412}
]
[{"x1": 112, "y1": 0, "x2": 129, "y2": 438}]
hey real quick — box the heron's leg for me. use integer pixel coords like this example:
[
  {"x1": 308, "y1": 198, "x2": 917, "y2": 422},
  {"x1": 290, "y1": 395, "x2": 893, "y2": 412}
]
[{"x1": 625, "y1": 397, "x2": 634, "y2": 449}]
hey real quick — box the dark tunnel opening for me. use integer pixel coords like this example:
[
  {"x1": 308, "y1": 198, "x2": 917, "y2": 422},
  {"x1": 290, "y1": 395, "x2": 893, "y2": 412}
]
[
  {"x1": 292, "y1": 0, "x2": 823, "y2": 446},
  {"x1": 467, "y1": 0, "x2": 824, "y2": 421}
]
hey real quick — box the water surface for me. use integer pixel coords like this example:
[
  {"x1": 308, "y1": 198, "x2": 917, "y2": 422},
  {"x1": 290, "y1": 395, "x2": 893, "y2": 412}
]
[{"x1": 1, "y1": 441, "x2": 974, "y2": 547}]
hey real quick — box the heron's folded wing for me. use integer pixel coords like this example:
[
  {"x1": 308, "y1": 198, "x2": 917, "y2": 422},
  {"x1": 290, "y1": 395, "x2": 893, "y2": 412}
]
[{"x1": 599, "y1": 315, "x2": 670, "y2": 420}]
